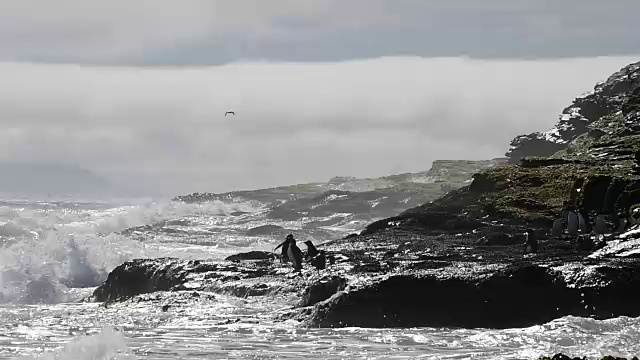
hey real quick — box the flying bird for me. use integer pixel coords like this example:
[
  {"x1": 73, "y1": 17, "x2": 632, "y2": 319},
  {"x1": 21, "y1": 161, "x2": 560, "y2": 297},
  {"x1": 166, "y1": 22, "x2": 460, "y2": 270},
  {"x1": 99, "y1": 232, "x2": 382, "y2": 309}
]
[{"x1": 225, "y1": 111, "x2": 235, "y2": 116}]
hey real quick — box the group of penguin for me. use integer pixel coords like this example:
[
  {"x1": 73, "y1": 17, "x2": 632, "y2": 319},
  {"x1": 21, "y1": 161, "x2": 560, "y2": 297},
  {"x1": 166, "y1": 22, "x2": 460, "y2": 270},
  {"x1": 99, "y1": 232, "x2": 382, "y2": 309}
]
[
  {"x1": 551, "y1": 208, "x2": 640, "y2": 238},
  {"x1": 273, "y1": 234, "x2": 335, "y2": 272},
  {"x1": 521, "y1": 207, "x2": 628, "y2": 255}
]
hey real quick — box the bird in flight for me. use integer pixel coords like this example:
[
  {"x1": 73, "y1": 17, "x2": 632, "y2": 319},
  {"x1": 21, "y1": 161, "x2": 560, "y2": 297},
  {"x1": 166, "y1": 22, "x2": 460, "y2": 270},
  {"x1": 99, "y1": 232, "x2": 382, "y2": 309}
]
[{"x1": 225, "y1": 111, "x2": 235, "y2": 116}]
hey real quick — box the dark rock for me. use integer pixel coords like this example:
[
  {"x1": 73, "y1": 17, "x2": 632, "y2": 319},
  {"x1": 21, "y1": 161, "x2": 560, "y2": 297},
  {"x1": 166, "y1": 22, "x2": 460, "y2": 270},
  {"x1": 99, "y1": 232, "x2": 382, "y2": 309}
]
[
  {"x1": 299, "y1": 276, "x2": 347, "y2": 307},
  {"x1": 92, "y1": 258, "x2": 286, "y2": 302},
  {"x1": 304, "y1": 254, "x2": 640, "y2": 329},
  {"x1": 507, "y1": 136, "x2": 567, "y2": 165},
  {"x1": 93, "y1": 228, "x2": 640, "y2": 330},
  {"x1": 506, "y1": 60, "x2": 640, "y2": 163},
  {"x1": 538, "y1": 354, "x2": 639, "y2": 360},
  {"x1": 92, "y1": 258, "x2": 188, "y2": 302},
  {"x1": 520, "y1": 157, "x2": 589, "y2": 168},
  {"x1": 481, "y1": 232, "x2": 519, "y2": 246},
  {"x1": 577, "y1": 235, "x2": 594, "y2": 251},
  {"x1": 225, "y1": 251, "x2": 276, "y2": 262}
]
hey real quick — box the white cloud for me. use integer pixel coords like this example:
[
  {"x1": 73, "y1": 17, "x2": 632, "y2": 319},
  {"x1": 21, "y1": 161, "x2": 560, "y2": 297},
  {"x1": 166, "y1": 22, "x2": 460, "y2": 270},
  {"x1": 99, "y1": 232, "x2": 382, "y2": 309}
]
[{"x1": 0, "y1": 55, "x2": 638, "y2": 195}]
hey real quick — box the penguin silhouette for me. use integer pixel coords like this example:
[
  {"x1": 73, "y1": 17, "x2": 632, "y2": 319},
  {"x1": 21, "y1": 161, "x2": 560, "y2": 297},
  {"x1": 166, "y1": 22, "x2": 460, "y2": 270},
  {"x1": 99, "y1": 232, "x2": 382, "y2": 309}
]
[
  {"x1": 286, "y1": 236, "x2": 304, "y2": 272},
  {"x1": 274, "y1": 234, "x2": 293, "y2": 263},
  {"x1": 303, "y1": 240, "x2": 320, "y2": 261},
  {"x1": 567, "y1": 211, "x2": 579, "y2": 237},
  {"x1": 309, "y1": 250, "x2": 326, "y2": 271},
  {"x1": 523, "y1": 229, "x2": 538, "y2": 254},
  {"x1": 616, "y1": 216, "x2": 628, "y2": 233},
  {"x1": 577, "y1": 211, "x2": 589, "y2": 233},
  {"x1": 552, "y1": 218, "x2": 563, "y2": 238}
]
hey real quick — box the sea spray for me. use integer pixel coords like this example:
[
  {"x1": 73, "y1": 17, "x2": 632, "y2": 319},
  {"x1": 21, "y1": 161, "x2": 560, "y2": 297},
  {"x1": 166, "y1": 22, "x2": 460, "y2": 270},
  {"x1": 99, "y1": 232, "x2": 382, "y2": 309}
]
[{"x1": 18, "y1": 327, "x2": 135, "y2": 360}]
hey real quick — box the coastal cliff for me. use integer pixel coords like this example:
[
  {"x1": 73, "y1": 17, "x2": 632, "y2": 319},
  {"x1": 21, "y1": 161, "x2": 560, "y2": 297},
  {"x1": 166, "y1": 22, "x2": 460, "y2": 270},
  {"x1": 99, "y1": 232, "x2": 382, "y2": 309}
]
[{"x1": 506, "y1": 60, "x2": 640, "y2": 163}]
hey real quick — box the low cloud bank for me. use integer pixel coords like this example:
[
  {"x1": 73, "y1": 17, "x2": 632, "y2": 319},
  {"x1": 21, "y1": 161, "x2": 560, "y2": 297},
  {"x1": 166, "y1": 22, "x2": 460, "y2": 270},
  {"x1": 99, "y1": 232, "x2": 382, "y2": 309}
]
[{"x1": 0, "y1": 55, "x2": 637, "y2": 195}]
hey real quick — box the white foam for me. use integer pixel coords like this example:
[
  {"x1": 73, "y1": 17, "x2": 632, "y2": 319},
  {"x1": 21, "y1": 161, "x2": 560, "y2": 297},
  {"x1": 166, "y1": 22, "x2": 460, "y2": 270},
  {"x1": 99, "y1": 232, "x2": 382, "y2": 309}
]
[
  {"x1": 18, "y1": 327, "x2": 135, "y2": 360},
  {"x1": 0, "y1": 199, "x2": 258, "y2": 304}
]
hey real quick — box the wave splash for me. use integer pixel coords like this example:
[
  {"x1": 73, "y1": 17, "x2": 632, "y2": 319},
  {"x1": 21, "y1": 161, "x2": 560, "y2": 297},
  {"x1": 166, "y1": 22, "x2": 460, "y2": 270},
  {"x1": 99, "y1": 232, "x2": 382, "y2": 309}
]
[{"x1": 0, "y1": 199, "x2": 257, "y2": 304}]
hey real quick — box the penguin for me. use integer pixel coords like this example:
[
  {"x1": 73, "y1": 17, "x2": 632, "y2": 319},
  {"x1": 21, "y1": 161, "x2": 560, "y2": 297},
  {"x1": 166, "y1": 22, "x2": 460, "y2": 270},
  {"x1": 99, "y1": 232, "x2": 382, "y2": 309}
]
[
  {"x1": 309, "y1": 250, "x2": 327, "y2": 271},
  {"x1": 328, "y1": 254, "x2": 336, "y2": 265},
  {"x1": 274, "y1": 234, "x2": 293, "y2": 263},
  {"x1": 551, "y1": 217, "x2": 563, "y2": 238},
  {"x1": 616, "y1": 216, "x2": 628, "y2": 233},
  {"x1": 567, "y1": 211, "x2": 579, "y2": 237},
  {"x1": 577, "y1": 211, "x2": 589, "y2": 234},
  {"x1": 287, "y1": 236, "x2": 304, "y2": 272},
  {"x1": 631, "y1": 207, "x2": 640, "y2": 226},
  {"x1": 561, "y1": 209, "x2": 571, "y2": 228},
  {"x1": 523, "y1": 229, "x2": 538, "y2": 254},
  {"x1": 303, "y1": 240, "x2": 320, "y2": 261}
]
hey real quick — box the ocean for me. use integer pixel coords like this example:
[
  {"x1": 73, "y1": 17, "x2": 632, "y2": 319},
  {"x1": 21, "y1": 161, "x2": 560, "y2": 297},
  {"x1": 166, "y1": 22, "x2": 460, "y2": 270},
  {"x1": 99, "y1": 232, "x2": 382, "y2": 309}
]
[{"x1": 0, "y1": 198, "x2": 638, "y2": 359}]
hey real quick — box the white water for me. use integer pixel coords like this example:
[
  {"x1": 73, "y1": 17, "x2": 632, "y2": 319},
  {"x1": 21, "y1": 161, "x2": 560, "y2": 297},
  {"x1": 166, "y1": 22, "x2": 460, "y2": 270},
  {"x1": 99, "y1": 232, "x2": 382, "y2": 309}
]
[{"x1": 1, "y1": 199, "x2": 638, "y2": 359}]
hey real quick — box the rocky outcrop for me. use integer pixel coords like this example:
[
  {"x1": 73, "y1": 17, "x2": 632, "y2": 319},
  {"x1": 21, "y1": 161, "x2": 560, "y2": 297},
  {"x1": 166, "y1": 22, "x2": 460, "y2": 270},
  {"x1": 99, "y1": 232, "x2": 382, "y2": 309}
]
[
  {"x1": 506, "y1": 61, "x2": 640, "y2": 163},
  {"x1": 224, "y1": 251, "x2": 276, "y2": 262},
  {"x1": 173, "y1": 160, "x2": 505, "y2": 207},
  {"x1": 167, "y1": 160, "x2": 505, "y2": 241},
  {"x1": 540, "y1": 354, "x2": 639, "y2": 360},
  {"x1": 92, "y1": 225, "x2": 640, "y2": 329},
  {"x1": 92, "y1": 257, "x2": 303, "y2": 303}
]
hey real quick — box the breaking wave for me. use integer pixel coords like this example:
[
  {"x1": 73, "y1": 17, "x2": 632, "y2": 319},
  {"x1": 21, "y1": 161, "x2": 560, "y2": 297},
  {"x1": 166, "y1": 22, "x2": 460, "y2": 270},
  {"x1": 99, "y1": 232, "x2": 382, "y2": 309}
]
[{"x1": 0, "y1": 199, "x2": 258, "y2": 304}]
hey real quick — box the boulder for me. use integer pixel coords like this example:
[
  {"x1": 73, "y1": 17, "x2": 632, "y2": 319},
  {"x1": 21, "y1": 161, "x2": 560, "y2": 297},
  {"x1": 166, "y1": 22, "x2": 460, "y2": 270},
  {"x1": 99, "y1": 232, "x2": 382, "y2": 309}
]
[{"x1": 225, "y1": 251, "x2": 277, "y2": 262}]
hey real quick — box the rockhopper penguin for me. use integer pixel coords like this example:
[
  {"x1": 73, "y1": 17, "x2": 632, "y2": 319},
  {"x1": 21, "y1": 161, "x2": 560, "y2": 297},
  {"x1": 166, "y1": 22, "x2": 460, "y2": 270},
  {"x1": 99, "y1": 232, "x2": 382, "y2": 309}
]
[
  {"x1": 523, "y1": 228, "x2": 538, "y2": 254},
  {"x1": 275, "y1": 234, "x2": 303, "y2": 272},
  {"x1": 303, "y1": 240, "x2": 320, "y2": 261},
  {"x1": 274, "y1": 234, "x2": 294, "y2": 263}
]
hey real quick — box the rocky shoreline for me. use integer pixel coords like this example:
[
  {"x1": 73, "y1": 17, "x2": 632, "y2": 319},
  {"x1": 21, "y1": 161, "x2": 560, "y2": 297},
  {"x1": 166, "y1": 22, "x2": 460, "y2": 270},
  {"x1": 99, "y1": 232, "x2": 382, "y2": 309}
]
[
  {"x1": 90, "y1": 60, "x2": 640, "y2": 358},
  {"x1": 92, "y1": 220, "x2": 640, "y2": 330},
  {"x1": 540, "y1": 355, "x2": 639, "y2": 360}
]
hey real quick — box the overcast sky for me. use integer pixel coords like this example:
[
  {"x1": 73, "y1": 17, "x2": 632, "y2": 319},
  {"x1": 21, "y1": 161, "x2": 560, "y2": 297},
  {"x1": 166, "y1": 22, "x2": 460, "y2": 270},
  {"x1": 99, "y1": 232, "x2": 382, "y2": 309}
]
[{"x1": 1, "y1": 1, "x2": 639, "y2": 196}]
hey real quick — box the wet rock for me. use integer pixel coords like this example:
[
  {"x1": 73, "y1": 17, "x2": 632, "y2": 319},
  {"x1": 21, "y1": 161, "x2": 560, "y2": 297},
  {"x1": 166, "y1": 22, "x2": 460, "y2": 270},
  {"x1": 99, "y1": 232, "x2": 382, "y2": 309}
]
[
  {"x1": 538, "y1": 354, "x2": 639, "y2": 360},
  {"x1": 304, "y1": 251, "x2": 640, "y2": 329},
  {"x1": 92, "y1": 258, "x2": 188, "y2": 302},
  {"x1": 225, "y1": 251, "x2": 277, "y2": 262},
  {"x1": 476, "y1": 232, "x2": 519, "y2": 246},
  {"x1": 92, "y1": 258, "x2": 289, "y2": 302},
  {"x1": 299, "y1": 275, "x2": 347, "y2": 307},
  {"x1": 94, "y1": 225, "x2": 640, "y2": 330}
]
